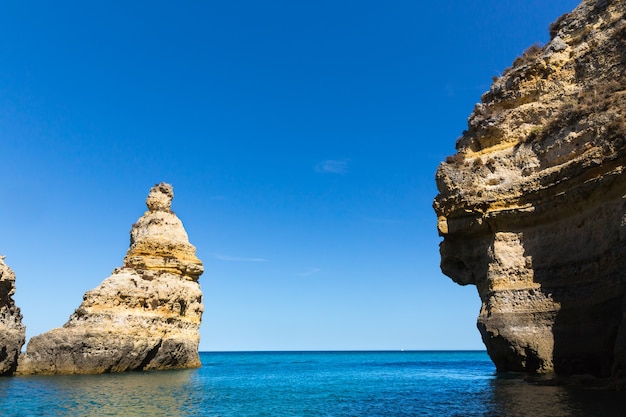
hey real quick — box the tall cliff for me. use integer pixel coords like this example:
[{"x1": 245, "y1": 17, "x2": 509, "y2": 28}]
[
  {"x1": 17, "y1": 183, "x2": 204, "y2": 375},
  {"x1": 0, "y1": 257, "x2": 25, "y2": 375},
  {"x1": 434, "y1": 0, "x2": 626, "y2": 378}
]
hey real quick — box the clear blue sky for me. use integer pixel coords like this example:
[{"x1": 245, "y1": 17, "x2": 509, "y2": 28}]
[{"x1": 1, "y1": 1, "x2": 580, "y2": 351}]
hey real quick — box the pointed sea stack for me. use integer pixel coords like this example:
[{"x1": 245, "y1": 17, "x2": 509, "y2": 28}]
[
  {"x1": 434, "y1": 0, "x2": 626, "y2": 380},
  {"x1": 0, "y1": 256, "x2": 26, "y2": 375},
  {"x1": 17, "y1": 183, "x2": 204, "y2": 375}
]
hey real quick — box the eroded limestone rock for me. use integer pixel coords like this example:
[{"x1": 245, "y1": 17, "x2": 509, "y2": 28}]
[
  {"x1": 124, "y1": 182, "x2": 203, "y2": 280},
  {"x1": 0, "y1": 256, "x2": 25, "y2": 375},
  {"x1": 17, "y1": 183, "x2": 204, "y2": 375},
  {"x1": 434, "y1": 0, "x2": 626, "y2": 378}
]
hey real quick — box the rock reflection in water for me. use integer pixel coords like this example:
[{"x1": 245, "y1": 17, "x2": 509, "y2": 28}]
[
  {"x1": 486, "y1": 375, "x2": 626, "y2": 417},
  {"x1": 7, "y1": 369, "x2": 197, "y2": 416}
]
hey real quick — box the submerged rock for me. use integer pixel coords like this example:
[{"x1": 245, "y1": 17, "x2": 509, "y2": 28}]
[
  {"x1": 17, "y1": 183, "x2": 204, "y2": 375},
  {"x1": 0, "y1": 257, "x2": 25, "y2": 375},
  {"x1": 434, "y1": 0, "x2": 626, "y2": 378}
]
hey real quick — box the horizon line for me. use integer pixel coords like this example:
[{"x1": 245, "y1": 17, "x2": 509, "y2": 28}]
[{"x1": 199, "y1": 349, "x2": 488, "y2": 353}]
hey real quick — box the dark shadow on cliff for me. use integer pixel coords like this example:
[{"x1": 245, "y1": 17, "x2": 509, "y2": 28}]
[
  {"x1": 453, "y1": 169, "x2": 626, "y2": 378},
  {"x1": 513, "y1": 169, "x2": 626, "y2": 378}
]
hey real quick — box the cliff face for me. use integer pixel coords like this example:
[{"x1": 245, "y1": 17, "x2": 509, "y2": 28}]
[
  {"x1": 0, "y1": 257, "x2": 25, "y2": 375},
  {"x1": 17, "y1": 183, "x2": 204, "y2": 375},
  {"x1": 434, "y1": 0, "x2": 626, "y2": 377}
]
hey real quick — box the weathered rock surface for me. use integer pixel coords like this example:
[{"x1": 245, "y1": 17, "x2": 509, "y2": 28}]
[
  {"x1": 434, "y1": 0, "x2": 626, "y2": 378},
  {"x1": 0, "y1": 257, "x2": 25, "y2": 375},
  {"x1": 17, "y1": 183, "x2": 204, "y2": 375}
]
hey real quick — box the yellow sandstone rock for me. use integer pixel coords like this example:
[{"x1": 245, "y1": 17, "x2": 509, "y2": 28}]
[
  {"x1": 0, "y1": 256, "x2": 25, "y2": 375},
  {"x1": 17, "y1": 183, "x2": 204, "y2": 375},
  {"x1": 434, "y1": 0, "x2": 626, "y2": 379}
]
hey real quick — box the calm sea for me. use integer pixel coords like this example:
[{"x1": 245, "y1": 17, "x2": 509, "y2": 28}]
[{"x1": 1, "y1": 351, "x2": 625, "y2": 416}]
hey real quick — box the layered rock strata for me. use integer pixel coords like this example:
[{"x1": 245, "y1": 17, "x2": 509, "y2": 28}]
[
  {"x1": 17, "y1": 183, "x2": 204, "y2": 375},
  {"x1": 0, "y1": 257, "x2": 25, "y2": 375},
  {"x1": 434, "y1": 0, "x2": 626, "y2": 378}
]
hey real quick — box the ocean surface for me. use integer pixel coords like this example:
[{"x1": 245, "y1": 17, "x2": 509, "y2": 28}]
[{"x1": 1, "y1": 351, "x2": 625, "y2": 416}]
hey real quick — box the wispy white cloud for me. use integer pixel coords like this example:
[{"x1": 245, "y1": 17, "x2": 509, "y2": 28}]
[
  {"x1": 214, "y1": 254, "x2": 267, "y2": 262},
  {"x1": 445, "y1": 83, "x2": 455, "y2": 97},
  {"x1": 315, "y1": 159, "x2": 348, "y2": 174},
  {"x1": 298, "y1": 268, "x2": 321, "y2": 277}
]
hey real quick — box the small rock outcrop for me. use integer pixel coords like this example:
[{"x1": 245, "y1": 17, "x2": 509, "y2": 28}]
[
  {"x1": 434, "y1": 0, "x2": 626, "y2": 379},
  {"x1": 0, "y1": 257, "x2": 25, "y2": 375},
  {"x1": 17, "y1": 183, "x2": 204, "y2": 375}
]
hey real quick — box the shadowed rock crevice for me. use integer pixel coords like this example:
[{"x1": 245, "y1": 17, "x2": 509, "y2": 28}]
[{"x1": 138, "y1": 340, "x2": 163, "y2": 371}]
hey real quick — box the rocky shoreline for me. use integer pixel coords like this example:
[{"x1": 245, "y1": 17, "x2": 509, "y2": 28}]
[{"x1": 0, "y1": 183, "x2": 204, "y2": 375}]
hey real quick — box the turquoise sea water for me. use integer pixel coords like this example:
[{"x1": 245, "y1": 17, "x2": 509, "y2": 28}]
[{"x1": 1, "y1": 351, "x2": 625, "y2": 416}]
